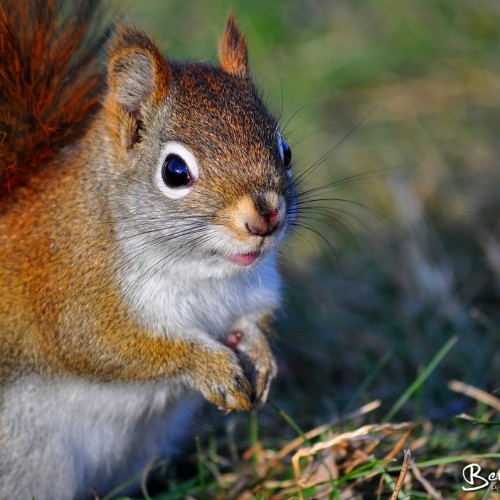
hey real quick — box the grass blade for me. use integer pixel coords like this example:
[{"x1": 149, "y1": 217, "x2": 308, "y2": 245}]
[{"x1": 383, "y1": 336, "x2": 458, "y2": 422}]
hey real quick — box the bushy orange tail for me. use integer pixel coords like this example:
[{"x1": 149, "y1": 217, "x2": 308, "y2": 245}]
[{"x1": 0, "y1": 0, "x2": 112, "y2": 196}]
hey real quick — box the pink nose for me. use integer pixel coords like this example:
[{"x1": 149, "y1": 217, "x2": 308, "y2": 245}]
[
  {"x1": 268, "y1": 208, "x2": 279, "y2": 220},
  {"x1": 245, "y1": 209, "x2": 279, "y2": 237}
]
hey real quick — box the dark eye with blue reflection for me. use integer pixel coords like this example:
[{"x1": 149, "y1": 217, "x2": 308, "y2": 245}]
[
  {"x1": 161, "y1": 154, "x2": 192, "y2": 187},
  {"x1": 282, "y1": 139, "x2": 292, "y2": 168},
  {"x1": 278, "y1": 136, "x2": 292, "y2": 170}
]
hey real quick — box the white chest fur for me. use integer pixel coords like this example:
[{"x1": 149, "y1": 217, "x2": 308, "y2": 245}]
[{"x1": 123, "y1": 251, "x2": 282, "y2": 338}]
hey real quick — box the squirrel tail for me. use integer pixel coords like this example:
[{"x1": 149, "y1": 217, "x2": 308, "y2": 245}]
[{"x1": 0, "y1": 0, "x2": 113, "y2": 195}]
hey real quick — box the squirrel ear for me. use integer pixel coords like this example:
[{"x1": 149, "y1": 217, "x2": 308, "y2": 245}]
[
  {"x1": 108, "y1": 27, "x2": 170, "y2": 118},
  {"x1": 219, "y1": 15, "x2": 249, "y2": 77}
]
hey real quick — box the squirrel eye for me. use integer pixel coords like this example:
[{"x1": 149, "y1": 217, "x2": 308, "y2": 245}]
[
  {"x1": 278, "y1": 136, "x2": 292, "y2": 170},
  {"x1": 156, "y1": 142, "x2": 198, "y2": 200},
  {"x1": 162, "y1": 154, "x2": 192, "y2": 188},
  {"x1": 282, "y1": 140, "x2": 292, "y2": 168}
]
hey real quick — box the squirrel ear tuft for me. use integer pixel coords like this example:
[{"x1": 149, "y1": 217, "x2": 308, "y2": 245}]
[
  {"x1": 108, "y1": 27, "x2": 170, "y2": 118},
  {"x1": 219, "y1": 14, "x2": 249, "y2": 77}
]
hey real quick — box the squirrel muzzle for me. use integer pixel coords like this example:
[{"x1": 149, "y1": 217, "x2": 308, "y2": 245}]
[{"x1": 215, "y1": 190, "x2": 286, "y2": 245}]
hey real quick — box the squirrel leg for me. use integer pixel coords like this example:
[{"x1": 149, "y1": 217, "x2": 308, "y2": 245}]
[
  {"x1": 227, "y1": 313, "x2": 277, "y2": 408},
  {"x1": 46, "y1": 328, "x2": 254, "y2": 412}
]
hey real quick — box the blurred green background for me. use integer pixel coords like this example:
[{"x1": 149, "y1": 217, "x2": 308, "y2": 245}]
[{"x1": 118, "y1": 0, "x2": 499, "y2": 426}]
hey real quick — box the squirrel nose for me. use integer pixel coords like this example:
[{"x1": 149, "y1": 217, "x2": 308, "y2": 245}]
[{"x1": 245, "y1": 208, "x2": 279, "y2": 237}]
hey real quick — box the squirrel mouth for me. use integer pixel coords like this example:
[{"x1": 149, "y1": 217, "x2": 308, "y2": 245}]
[{"x1": 224, "y1": 251, "x2": 260, "y2": 266}]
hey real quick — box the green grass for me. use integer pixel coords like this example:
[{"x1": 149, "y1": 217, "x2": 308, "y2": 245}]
[{"x1": 106, "y1": 0, "x2": 500, "y2": 497}]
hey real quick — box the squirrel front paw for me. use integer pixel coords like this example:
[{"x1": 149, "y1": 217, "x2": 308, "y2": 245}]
[
  {"x1": 190, "y1": 348, "x2": 254, "y2": 412},
  {"x1": 227, "y1": 321, "x2": 277, "y2": 408}
]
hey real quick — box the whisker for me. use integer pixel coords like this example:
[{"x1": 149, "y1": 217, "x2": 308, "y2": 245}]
[
  {"x1": 290, "y1": 221, "x2": 344, "y2": 280},
  {"x1": 126, "y1": 231, "x2": 215, "y2": 297},
  {"x1": 296, "y1": 168, "x2": 394, "y2": 199},
  {"x1": 280, "y1": 104, "x2": 310, "y2": 135},
  {"x1": 294, "y1": 196, "x2": 391, "y2": 226},
  {"x1": 296, "y1": 213, "x2": 358, "y2": 248},
  {"x1": 56, "y1": 222, "x2": 210, "y2": 306},
  {"x1": 294, "y1": 107, "x2": 377, "y2": 187},
  {"x1": 293, "y1": 205, "x2": 376, "y2": 239}
]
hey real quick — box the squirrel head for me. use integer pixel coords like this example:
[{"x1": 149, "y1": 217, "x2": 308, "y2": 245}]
[{"x1": 103, "y1": 16, "x2": 296, "y2": 280}]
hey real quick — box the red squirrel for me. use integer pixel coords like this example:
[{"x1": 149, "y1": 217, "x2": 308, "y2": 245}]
[{"x1": 0, "y1": 0, "x2": 296, "y2": 497}]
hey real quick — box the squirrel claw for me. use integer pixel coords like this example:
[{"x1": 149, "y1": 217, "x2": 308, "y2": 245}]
[{"x1": 228, "y1": 325, "x2": 277, "y2": 409}]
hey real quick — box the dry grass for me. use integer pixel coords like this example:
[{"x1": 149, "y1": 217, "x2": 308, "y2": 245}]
[{"x1": 102, "y1": 378, "x2": 499, "y2": 499}]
